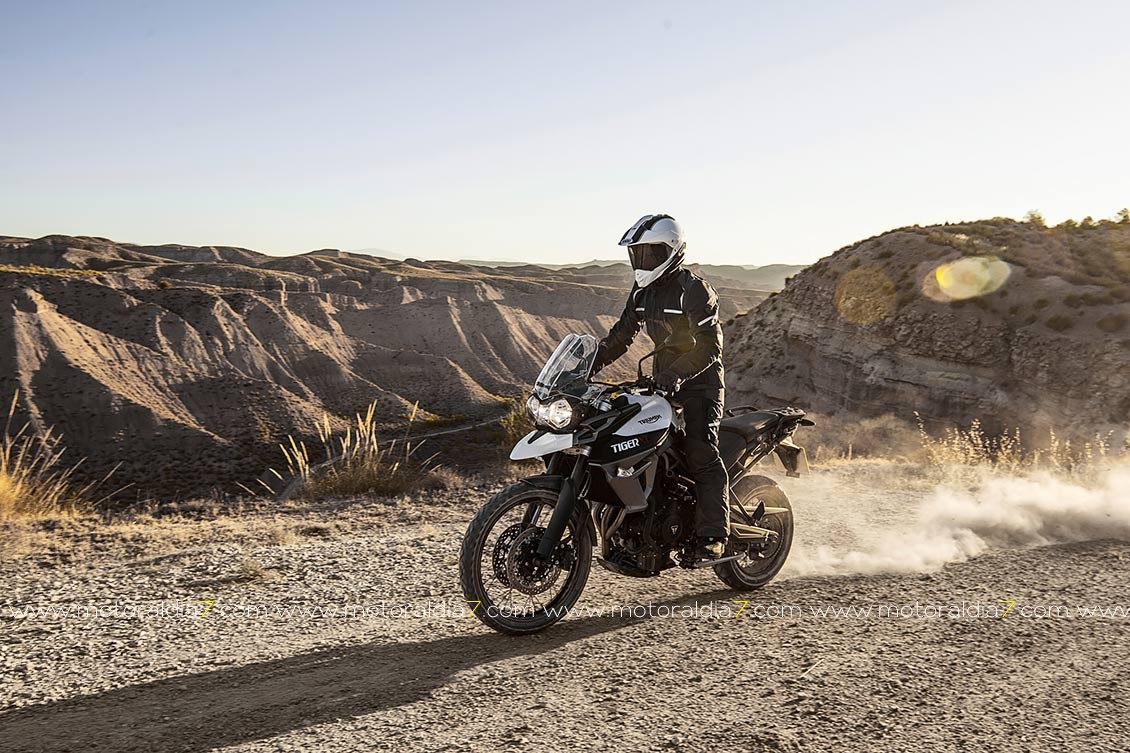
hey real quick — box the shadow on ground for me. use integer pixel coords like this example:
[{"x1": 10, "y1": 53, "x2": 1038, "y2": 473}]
[{"x1": 0, "y1": 591, "x2": 732, "y2": 752}]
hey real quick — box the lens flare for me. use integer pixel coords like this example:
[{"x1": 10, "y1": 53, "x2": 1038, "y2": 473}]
[
  {"x1": 834, "y1": 267, "x2": 897, "y2": 325},
  {"x1": 925, "y1": 256, "x2": 1011, "y2": 302}
]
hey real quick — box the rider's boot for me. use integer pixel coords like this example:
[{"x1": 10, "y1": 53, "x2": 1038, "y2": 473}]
[{"x1": 694, "y1": 536, "x2": 726, "y2": 562}]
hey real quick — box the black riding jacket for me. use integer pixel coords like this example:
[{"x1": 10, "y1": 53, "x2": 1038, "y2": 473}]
[{"x1": 594, "y1": 268, "x2": 724, "y2": 393}]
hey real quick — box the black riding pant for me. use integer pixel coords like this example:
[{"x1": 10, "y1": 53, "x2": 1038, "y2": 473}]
[{"x1": 676, "y1": 389, "x2": 729, "y2": 539}]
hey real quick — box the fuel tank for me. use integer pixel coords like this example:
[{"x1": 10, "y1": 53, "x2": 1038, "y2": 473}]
[
  {"x1": 589, "y1": 395, "x2": 673, "y2": 511},
  {"x1": 611, "y1": 394, "x2": 672, "y2": 437}
]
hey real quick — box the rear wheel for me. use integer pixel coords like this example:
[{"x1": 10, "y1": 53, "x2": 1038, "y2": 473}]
[
  {"x1": 459, "y1": 482, "x2": 592, "y2": 634},
  {"x1": 714, "y1": 478, "x2": 793, "y2": 591}
]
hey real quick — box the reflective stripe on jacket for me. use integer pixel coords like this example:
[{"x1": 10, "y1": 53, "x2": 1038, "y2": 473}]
[{"x1": 594, "y1": 268, "x2": 724, "y2": 391}]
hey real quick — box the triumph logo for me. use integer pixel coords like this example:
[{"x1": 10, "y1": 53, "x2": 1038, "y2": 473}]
[
  {"x1": 638, "y1": 415, "x2": 661, "y2": 425},
  {"x1": 610, "y1": 438, "x2": 640, "y2": 453}
]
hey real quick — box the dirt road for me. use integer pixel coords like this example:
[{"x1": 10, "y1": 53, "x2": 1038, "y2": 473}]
[{"x1": 2, "y1": 463, "x2": 1128, "y2": 752}]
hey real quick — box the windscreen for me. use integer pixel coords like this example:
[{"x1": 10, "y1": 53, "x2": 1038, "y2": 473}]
[{"x1": 533, "y1": 334, "x2": 598, "y2": 399}]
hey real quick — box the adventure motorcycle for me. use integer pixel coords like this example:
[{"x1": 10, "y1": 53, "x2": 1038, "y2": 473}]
[{"x1": 459, "y1": 332, "x2": 813, "y2": 634}]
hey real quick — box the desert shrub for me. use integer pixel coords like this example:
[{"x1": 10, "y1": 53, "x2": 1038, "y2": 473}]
[
  {"x1": 1081, "y1": 291, "x2": 1112, "y2": 306},
  {"x1": 0, "y1": 394, "x2": 96, "y2": 519},
  {"x1": 1066, "y1": 272, "x2": 1099, "y2": 286},
  {"x1": 277, "y1": 402, "x2": 441, "y2": 500},
  {"x1": 916, "y1": 414, "x2": 1117, "y2": 475},
  {"x1": 801, "y1": 413, "x2": 922, "y2": 463},
  {"x1": 1097, "y1": 313, "x2": 1127, "y2": 333},
  {"x1": 497, "y1": 397, "x2": 534, "y2": 449},
  {"x1": 0, "y1": 264, "x2": 100, "y2": 280},
  {"x1": 1034, "y1": 298, "x2": 1050, "y2": 309},
  {"x1": 1063, "y1": 293, "x2": 1082, "y2": 308},
  {"x1": 1045, "y1": 314, "x2": 1074, "y2": 332},
  {"x1": 157, "y1": 279, "x2": 172, "y2": 289}
]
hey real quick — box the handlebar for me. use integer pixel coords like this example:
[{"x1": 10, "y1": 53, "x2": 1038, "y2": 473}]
[
  {"x1": 588, "y1": 378, "x2": 672, "y2": 398},
  {"x1": 589, "y1": 378, "x2": 651, "y2": 390}
]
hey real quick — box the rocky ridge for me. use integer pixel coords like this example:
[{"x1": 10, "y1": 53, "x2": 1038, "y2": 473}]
[{"x1": 725, "y1": 218, "x2": 1130, "y2": 439}]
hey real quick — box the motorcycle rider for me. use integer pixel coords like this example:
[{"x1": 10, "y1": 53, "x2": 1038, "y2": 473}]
[{"x1": 590, "y1": 214, "x2": 729, "y2": 560}]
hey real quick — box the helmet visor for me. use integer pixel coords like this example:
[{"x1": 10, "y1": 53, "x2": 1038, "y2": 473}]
[{"x1": 628, "y1": 243, "x2": 669, "y2": 272}]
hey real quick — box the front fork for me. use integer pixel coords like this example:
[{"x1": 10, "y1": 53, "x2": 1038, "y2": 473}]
[{"x1": 536, "y1": 447, "x2": 590, "y2": 560}]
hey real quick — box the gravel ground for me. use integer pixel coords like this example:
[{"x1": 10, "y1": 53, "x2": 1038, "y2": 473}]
[{"x1": 2, "y1": 463, "x2": 1128, "y2": 752}]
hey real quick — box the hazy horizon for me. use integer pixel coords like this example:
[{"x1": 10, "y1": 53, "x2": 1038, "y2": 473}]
[{"x1": 3, "y1": 1, "x2": 1129, "y2": 266}]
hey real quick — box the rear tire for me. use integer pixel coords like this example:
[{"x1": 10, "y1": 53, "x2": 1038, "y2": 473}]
[
  {"x1": 459, "y1": 481, "x2": 592, "y2": 634},
  {"x1": 714, "y1": 479, "x2": 793, "y2": 591}
]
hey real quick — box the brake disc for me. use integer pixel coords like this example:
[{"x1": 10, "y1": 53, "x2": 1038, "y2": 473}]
[
  {"x1": 505, "y1": 527, "x2": 562, "y2": 596},
  {"x1": 491, "y1": 523, "x2": 524, "y2": 586}
]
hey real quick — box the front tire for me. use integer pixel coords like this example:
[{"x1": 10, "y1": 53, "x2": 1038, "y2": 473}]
[
  {"x1": 714, "y1": 478, "x2": 793, "y2": 591},
  {"x1": 459, "y1": 481, "x2": 592, "y2": 634}
]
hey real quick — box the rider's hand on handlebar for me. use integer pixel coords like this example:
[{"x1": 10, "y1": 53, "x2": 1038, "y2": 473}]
[
  {"x1": 654, "y1": 372, "x2": 681, "y2": 396},
  {"x1": 635, "y1": 375, "x2": 675, "y2": 397}
]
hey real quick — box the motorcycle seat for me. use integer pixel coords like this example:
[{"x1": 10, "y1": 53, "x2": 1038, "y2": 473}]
[{"x1": 719, "y1": 410, "x2": 781, "y2": 444}]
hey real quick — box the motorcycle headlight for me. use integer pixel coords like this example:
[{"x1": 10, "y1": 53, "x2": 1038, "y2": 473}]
[
  {"x1": 541, "y1": 398, "x2": 576, "y2": 430},
  {"x1": 527, "y1": 395, "x2": 578, "y2": 430}
]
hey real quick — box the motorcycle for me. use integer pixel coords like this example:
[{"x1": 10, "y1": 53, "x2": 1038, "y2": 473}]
[{"x1": 459, "y1": 332, "x2": 813, "y2": 634}]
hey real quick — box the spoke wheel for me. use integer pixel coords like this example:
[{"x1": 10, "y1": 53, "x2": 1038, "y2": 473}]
[
  {"x1": 460, "y1": 482, "x2": 592, "y2": 634},
  {"x1": 714, "y1": 479, "x2": 793, "y2": 591}
]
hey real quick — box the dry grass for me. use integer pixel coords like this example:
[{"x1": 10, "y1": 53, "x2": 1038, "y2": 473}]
[
  {"x1": 237, "y1": 556, "x2": 270, "y2": 581},
  {"x1": 267, "y1": 523, "x2": 300, "y2": 546},
  {"x1": 915, "y1": 412, "x2": 1121, "y2": 477},
  {"x1": 802, "y1": 413, "x2": 922, "y2": 464},
  {"x1": 0, "y1": 393, "x2": 108, "y2": 520},
  {"x1": 276, "y1": 401, "x2": 445, "y2": 500},
  {"x1": 496, "y1": 397, "x2": 534, "y2": 450}
]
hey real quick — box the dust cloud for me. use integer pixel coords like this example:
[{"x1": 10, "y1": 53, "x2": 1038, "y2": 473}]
[{"x1": 788, "y1": 465, "x2": 1130, "y2": 577}]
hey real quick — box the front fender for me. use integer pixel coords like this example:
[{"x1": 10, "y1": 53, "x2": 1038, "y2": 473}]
[{"x1": 510, "y1": 430, "x2": 574, "y2": 461}]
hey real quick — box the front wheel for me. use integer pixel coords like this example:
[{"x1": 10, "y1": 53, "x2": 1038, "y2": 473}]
[
  {"x1": 459, "y1": 481, "x2": 592, "y2": 634},
  {"x1": 714, "y1": 478, "x2": 793, "y2": 591}
]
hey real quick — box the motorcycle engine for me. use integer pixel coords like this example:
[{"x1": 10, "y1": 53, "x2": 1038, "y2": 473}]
[{"x1": 606, "y1": 477, "x2": 696, "y2": 573}]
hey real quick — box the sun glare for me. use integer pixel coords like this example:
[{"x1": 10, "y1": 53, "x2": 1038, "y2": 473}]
[{"x1": 926, "y1": 256, "x2": 1011, "y2": 302}]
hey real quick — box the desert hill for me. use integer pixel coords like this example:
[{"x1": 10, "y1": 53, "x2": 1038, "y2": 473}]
[
  {"x1": 0, "y1": 235, "x2": 779, "y2": 498},
  {"x1": 458, "y1": 257, "x2": 805, "y2": 293},
  {"x1": 724, "y1": 217, "x2": 1130, "y2": 439}
]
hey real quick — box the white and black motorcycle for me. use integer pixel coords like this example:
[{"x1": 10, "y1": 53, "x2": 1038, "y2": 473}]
[{"x1": 459, "y1": 333, "x2": 812, "y2": 634}]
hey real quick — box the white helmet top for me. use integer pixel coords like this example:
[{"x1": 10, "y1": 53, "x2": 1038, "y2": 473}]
[{"x1": 618, "y1": 214, "x2": 686, "y2": 288}]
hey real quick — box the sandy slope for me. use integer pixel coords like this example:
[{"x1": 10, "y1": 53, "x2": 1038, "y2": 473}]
[{"x1": 2, "y1": 462, "x2": 1128, "y2": 752}]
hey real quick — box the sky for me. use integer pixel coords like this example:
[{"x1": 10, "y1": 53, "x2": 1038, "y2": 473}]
[{"x1": 1, "y1": 1, "x2": 1128, "y2": 266}]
